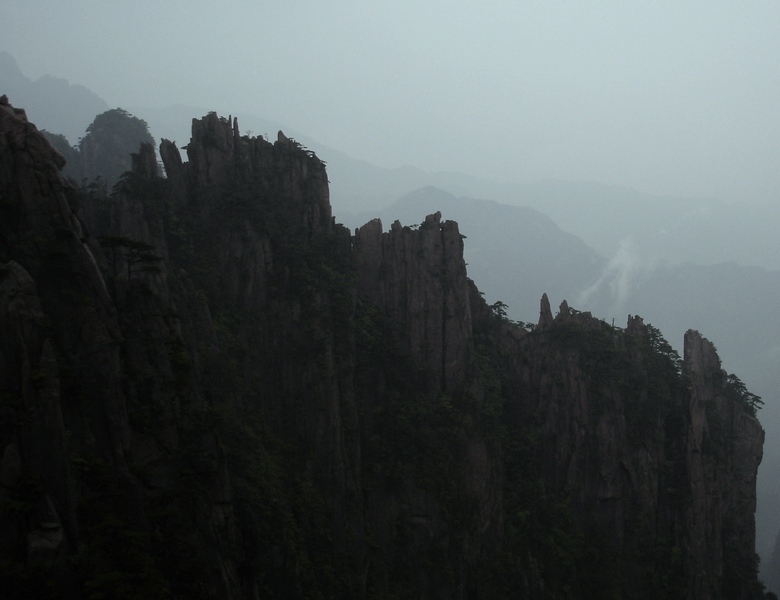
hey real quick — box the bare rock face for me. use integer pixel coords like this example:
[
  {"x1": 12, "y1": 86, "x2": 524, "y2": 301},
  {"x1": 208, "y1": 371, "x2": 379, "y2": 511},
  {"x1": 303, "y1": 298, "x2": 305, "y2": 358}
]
[
  {"x1": 158, "y1": 138, "x2": 186, "y2": 205},
  {"x1": 1, "y1": 99, "x2": 239, "y2": 598},
  {"x1": 354, "y1": 214, "x2": 471, "y2": 392},
  {"x1": 0, "y1": 261, "x2": 74, "y2": 570},
  {"x1": 538, "y1": 292, "x2": 554, "y2": 328},
  {"x1": 168, "y1": 114, "x2": 332, "y2": 235},
  {"x1": 157, "y1": 114, "x2": 334, "y2": 313},
  {"x1": 683, "y1": 330, "x2": 764, "y2": 598},
  {"x1": 500, "y1": 303, "x2": 765, "y2": 598},
  {"x1": 0, "y1": 97, "x2": 129, "y2": 465}
]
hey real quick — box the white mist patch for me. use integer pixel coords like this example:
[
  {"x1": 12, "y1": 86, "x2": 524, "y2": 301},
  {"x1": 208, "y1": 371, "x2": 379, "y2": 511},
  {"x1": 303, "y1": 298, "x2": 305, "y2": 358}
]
[{"x1": 578, "y1": 237, "x2": 647, "y2": 311}]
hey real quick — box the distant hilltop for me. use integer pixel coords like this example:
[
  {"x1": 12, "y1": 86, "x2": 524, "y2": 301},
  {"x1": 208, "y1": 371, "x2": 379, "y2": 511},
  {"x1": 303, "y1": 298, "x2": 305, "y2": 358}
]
[{"x1": 0, "y1": 51, "x2": 109, "y2": 143}]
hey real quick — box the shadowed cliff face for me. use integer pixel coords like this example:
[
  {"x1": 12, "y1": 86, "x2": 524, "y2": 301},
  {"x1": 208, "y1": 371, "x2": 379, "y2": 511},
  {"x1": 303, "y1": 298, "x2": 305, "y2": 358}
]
[
  {"x1": 354, "y1": 212, "x2": 471, "y2": 393},
  {"x1": 683, "y1": 330, "x2": 765, "y2": 598},
  {"x1": 498, "y1": 302, "x2": 765, "y2": 598},
  {"x1": 0, "y1": 97, "x2": 766, "y2": 599}
]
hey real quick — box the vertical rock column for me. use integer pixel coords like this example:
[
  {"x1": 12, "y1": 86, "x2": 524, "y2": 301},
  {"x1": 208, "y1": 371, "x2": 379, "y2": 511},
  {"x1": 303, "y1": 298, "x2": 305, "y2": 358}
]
[
  {"x1": 354, "y1": 212, "x2": 472, "y2": 393},
  {"x1": 683, "y1": 329, "x2": 764, "y2": 598}
]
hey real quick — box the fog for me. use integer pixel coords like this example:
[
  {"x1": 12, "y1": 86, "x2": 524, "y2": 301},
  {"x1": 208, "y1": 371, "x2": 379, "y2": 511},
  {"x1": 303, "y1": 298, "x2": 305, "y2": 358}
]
[{"x1": 2, "y1": 1, "x2": 780, "y2": 204}]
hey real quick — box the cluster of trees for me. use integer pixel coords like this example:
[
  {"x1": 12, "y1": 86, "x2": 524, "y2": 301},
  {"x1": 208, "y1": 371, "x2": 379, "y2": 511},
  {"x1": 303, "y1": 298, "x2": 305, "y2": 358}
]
[{"x1": 43, "y1": 108, "x2": 154, "y2": 188}]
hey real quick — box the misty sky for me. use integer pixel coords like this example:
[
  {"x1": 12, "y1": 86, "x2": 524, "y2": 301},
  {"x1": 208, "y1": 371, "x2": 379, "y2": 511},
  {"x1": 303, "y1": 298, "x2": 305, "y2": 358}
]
[{"x1": 2, "y1": 1, "x2": 779, "y2": 204}]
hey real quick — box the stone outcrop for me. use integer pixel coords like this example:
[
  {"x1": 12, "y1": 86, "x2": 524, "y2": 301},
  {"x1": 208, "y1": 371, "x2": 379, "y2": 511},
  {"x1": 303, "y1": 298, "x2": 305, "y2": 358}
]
[
  {"x1": 1, "y1": 99, "x2": 240, "y2": 598},
  {"x1": 0, "y1": 261, "x2": 74, "y2": 571},
  {"x1": 354, "y1": 211, "x2": 471, "y2": 392},
  {"x1": 0, "y1": 98, "x2": 767, "y2": 599},
  {"x1": 505, "y1": 303, "x2": 765, "y2": 598},
  {"x1": 538, "y1": 291, "x2": 554, "y2": 328},
  {"x1": 684, "y1": 330, "x2": 764, "y2": 598},
  {"x1": 166, "y1": 113, "x2": 332, "y2": 234}
]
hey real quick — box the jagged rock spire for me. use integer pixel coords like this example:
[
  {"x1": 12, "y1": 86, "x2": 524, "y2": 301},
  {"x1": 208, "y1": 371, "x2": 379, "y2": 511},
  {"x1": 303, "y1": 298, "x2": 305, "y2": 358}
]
[{"x1": 538, "y1": 292, "x2": 553, "y2": 329}]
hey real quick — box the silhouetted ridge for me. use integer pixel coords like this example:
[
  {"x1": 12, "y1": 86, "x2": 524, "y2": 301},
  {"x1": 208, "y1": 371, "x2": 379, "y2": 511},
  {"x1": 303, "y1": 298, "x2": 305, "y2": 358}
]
[{"x1": 0, "y1": 99, "x2": 767, "y2": 599}]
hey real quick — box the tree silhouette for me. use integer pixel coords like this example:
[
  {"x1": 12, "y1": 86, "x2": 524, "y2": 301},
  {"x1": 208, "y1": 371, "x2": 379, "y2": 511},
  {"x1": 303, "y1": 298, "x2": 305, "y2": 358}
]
[
  {"x1": 79, "y1": 108, "x2": 154, "y2": 188},
  {"x1": 724, "y1": 372, "x2": 764, "y2": 416},
  {"x1": 99, "y1": 235, "x2": 162, "y2": 280}
]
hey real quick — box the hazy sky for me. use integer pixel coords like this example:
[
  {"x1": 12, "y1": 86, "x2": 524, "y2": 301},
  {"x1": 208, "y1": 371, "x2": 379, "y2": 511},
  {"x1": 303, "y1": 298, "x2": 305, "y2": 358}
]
[{"x1": 2, "y1": 1, "x2": 779, "y2": 203}]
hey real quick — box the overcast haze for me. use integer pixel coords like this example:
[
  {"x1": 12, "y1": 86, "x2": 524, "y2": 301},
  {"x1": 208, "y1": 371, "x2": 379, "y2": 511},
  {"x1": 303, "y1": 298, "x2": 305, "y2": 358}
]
[{"x1": 2, "y1": 1, "x2": 780, "y2": 204}]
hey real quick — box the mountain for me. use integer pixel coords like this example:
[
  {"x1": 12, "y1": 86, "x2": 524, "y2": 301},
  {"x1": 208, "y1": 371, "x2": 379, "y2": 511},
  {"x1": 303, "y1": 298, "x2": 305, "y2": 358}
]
[
  {"x1": 5, "y1": 55, "x2": 779, "y2": 584},
  {"x1": 508, "y1": 180, "x2": 780, "y2": 272},
  {"x1": 583, "y1": 258, "x2": 780, "y2": 565},
  {"x1": 0, "y1": 98, "x2": 768, "y2": 598},
  {"x1": 0, "y1": 51, "x2": 109, "y2": 144},
  {"x1": 42, "y1": 108, "x2": 157, "y2": 190},
  {"x1": 5, "y1": 50, "x2": 776, "y2": 273},
  {"x1": 338, "y1": 173, "x2": 780, "y2": 272},
  {"x1": 357, "y1": 186, "x2": 780, "y2": 576},
  {"x1": 344, "y1": 186, "x2": 605, "y2": 324},
  {"x1": 123, "y1": 82, "x2": 780, "y2": 587},
  {"x1": 126, "y1": 103, "x2": 290, "y2": 152}
]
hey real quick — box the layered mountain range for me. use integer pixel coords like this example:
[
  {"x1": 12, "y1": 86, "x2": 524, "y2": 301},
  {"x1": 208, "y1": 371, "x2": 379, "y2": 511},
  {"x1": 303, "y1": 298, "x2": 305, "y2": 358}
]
[{"x1": 0, "y1": 97, "x2": 768, "y2": 598}]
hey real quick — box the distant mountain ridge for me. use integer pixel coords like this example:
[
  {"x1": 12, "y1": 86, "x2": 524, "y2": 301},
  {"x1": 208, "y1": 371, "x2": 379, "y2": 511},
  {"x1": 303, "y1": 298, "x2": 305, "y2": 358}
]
[
  {"x1": 0, "y1": 51, "x2": 108, "y2": 144},
  {"x1": 344, "y1": 186, "x2": 605, "y2": 323},
  {"x1": 4, "y1": 50, "x2": 777, "y2": 271}
]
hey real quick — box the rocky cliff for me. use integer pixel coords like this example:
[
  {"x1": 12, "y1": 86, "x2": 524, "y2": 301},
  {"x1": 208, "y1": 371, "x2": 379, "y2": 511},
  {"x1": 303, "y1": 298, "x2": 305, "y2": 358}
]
[{"x1": 0, "y1": 96, "x2": 767, "y2": 599}]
